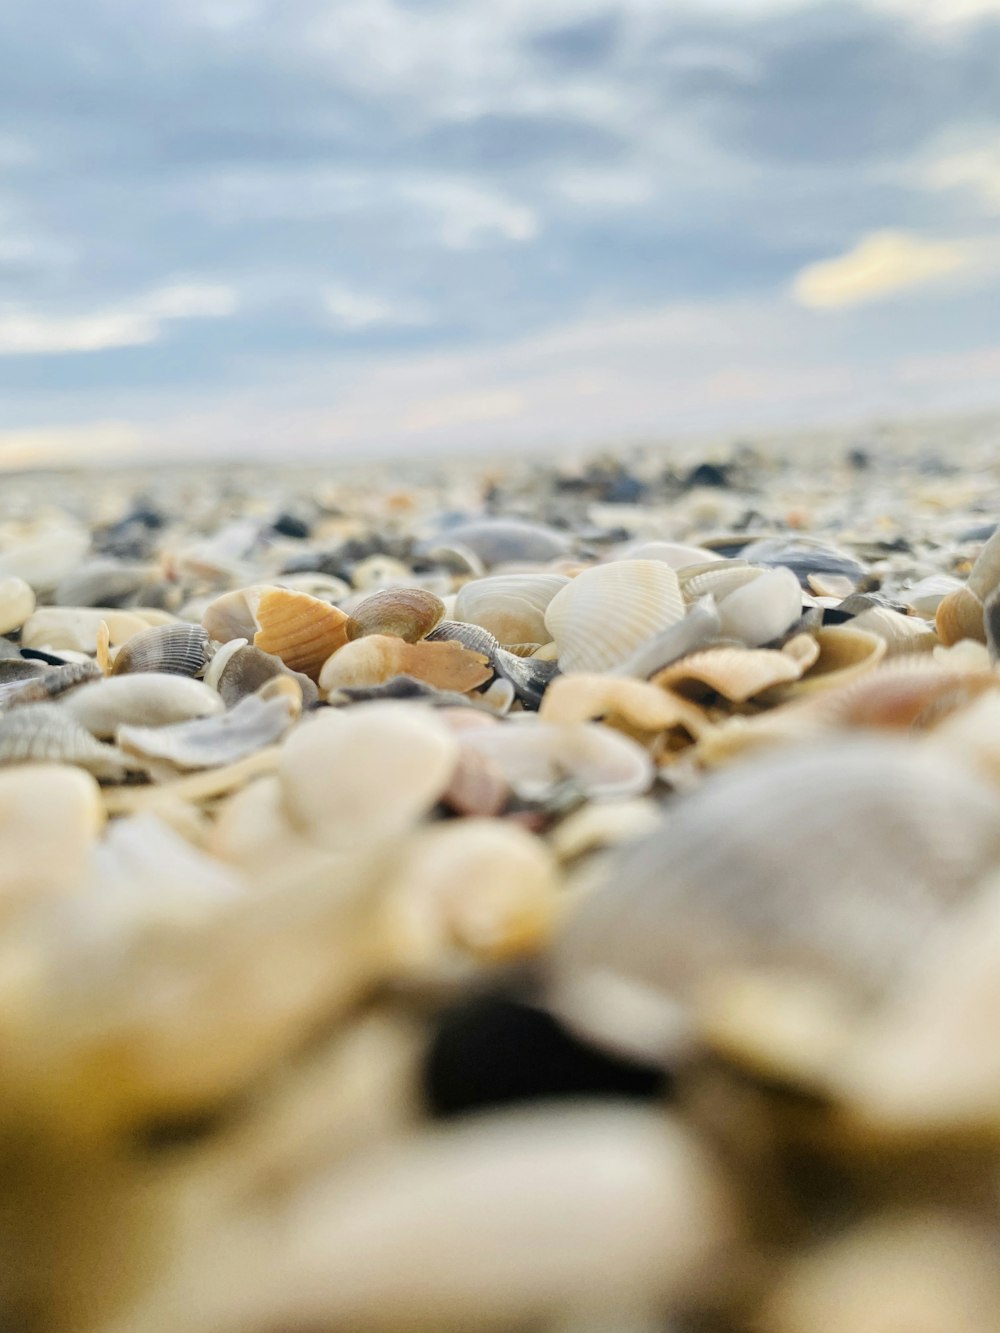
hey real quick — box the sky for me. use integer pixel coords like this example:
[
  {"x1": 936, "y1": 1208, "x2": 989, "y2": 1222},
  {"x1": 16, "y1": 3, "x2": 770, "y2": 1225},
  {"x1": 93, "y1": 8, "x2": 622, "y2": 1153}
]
[{"x1": 1, "y1": 0, "x2": 1000, "y2": 467}]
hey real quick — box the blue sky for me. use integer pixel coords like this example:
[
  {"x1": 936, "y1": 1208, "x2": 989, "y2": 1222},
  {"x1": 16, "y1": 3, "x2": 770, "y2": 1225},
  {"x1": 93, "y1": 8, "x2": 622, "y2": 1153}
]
[{"x1": 2, "y1": 0, "x2": 1000, "y2": 465}]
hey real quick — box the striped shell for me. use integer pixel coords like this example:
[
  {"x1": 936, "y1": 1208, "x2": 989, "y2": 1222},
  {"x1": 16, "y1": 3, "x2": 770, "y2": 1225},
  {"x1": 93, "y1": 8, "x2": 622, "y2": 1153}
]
[
  {"x1": 111, "y1": 623, "x2": 212, "y2": 677},
  {"x1": 544, "y1": 561, "x2": 685, "y2": 674},
  {"x1": 252, "y1": 587, "x2": 350, "y2": 680}
]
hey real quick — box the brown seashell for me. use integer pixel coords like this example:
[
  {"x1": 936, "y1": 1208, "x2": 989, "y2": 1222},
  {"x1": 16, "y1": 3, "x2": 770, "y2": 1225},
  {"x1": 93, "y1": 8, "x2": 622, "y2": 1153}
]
[
  {"x1": 935, "y1": 585, "x2": 986, "y2": 646},
  {"x1": 252, "y1": 587, "x2": 350, "y2": 681},
  {"x1": 778, "y1": 624, "x2": 887, "y2": 697},
  {"x1": 110, "y1": 623, "x2": 211, "y2": 677},
  {"x1": 653, "y1": 645, "x2": 808, "y2": 703},
  {"x1": 345, "y1": 587, "x2": 444, "y2": 643},
  {"x1": 319, "y1": 635, "x2": 492, "y2": 696}
]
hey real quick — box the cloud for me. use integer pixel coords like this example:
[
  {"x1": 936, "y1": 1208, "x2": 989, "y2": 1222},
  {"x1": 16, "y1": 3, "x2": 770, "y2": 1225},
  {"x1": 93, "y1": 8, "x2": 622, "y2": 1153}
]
[
  {"x1": 324, "y1": 284, "x2": 430, "y2": 331},
  {"x1": 921, "y1": 144, "x2": 1000, "y2": 212},
  {"x1": 0, "y1": 282, "x2": 236, "y2": 355},
  {"x1": 791, "y1": 231, "x2": 971, "y2": 309}
]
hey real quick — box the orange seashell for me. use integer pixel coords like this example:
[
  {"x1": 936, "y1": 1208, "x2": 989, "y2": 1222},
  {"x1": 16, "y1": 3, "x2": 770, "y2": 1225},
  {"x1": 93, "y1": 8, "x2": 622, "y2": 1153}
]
[
  {"x1": 935, "y1": 586, "x2": 986, "y2": 647},
  {"x1": 319, "y1": 634, "x2": 492, "y2": 695},
  {"x1": 252, "y1": 587, "x2": 350, "y2": 680},
  {"x1": 345, "y1": 587, "x2": 444, "y2": 643},
  {"x1": 653, "y1": 645, "x2": 806, "y2": 703}
]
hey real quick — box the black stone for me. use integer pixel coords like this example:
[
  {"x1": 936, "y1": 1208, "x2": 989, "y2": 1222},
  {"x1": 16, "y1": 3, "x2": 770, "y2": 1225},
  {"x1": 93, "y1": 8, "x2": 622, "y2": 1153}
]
[
  {"x1": 271, "y1": 513, "x2": 311, "y2": 540},
  {"x1": 684, "y1": 462, "x2": 730, "y2": 489}
]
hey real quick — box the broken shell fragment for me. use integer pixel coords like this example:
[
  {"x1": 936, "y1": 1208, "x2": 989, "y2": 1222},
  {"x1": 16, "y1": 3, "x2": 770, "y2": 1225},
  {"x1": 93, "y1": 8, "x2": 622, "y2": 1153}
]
[
  {"x1": 935, "y1": 585, "x2": 986, "y2": 646},
  {"x1": 461, "y1": 719, "x2": 654, "y2": 802},
  {"x1": 252, "y1": 586, "x2": 351, "y2": 680},
  {"x1": 0, "y1": 703, "x2": 136, "y2": 779},
  {"x1": 540, "y1": 673, "x2": 706, "y2": 741}
]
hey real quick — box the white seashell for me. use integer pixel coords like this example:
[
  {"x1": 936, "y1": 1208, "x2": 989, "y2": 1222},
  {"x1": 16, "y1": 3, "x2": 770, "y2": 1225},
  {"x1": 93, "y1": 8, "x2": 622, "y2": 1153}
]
[
  {"x1": 454, "y1": 573, "x2": 569, "y2": 646},
  {"x1": 202, "y1": 637, "x2": 249, "y2": 691},
  {"x1": 716, "y1": 567, "x2": 802, "y2": 647},
  {"x1": 544, "y1": 561, "x2": 685, "y2": 674},
  {"x1": 901, "y1": 574, "x2": 965, "y2": 617},
  {"x1": 0, "y1": 764, "x2": 104, "y2": 905},
  {"x1": 678, "y1": 561, "x2": 759, "y2": 603},
  {"x1": 461, "y1": 719, "x2": 653, "y2": 801},
  {"x1": 0, "y1": 576, "x2": 35, "y2": 635},
  {"x1": 279, "y1": 702, "x2": 459, "y2": 851},
  {"x1": 0, "y1": 525, "x2": 89, "y2": 593},
  {"x1": 117, "y1": 682, "x2": 299, "y2": 771},
  {"x1": 61, "y1": 674, "x2": 225, "y2": 739},
  {"x1": 614, "y1": 540, "x2": 723, "y2": 569},
  {"x1": 20, "y1": 607, "x2": 168, "y2": 655},
  {"x1": 848, "y1": 605, "x2": 937, "y2": 655}
]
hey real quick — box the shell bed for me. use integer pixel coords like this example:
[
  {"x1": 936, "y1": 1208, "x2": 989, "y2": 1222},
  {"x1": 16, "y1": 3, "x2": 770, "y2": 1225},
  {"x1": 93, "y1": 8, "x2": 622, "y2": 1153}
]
[{"x1": 2, "y1": 438, "x2": 1000, "y2": 1332}]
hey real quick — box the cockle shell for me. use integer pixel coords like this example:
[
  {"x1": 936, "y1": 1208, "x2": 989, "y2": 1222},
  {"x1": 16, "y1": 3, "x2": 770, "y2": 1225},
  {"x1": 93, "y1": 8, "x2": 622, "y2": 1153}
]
[
  {"x1": 279, "y1": 703, "x2": 459, "y2": 851},
  {"x1": 0, "y1": 703, "x2": 136, "y2": 779},
  {"x1": 652, "y1": 643, "x2": 810, "y2": 703},
  {"x1": 426, "y1": 621, "x2": 558, "y2": 708},
  {"x1": 716, "y1": 566, "x2": 802, "y2": 647},
  {"x1": 453, "y1": 574, "x2": 570, "y2": 646},
  {"x1": 252, "y1": 587, "x2": 351, "y2": 680},
  {"x1": 678, "y1": 562, "x2": 760, "y2": 603},
  {"x1": 0, "y1": 764, "x2": 104, "y2": 905},
  {"x1": 61, "y1": 674, "x2": 226, "y2": 739},
  {"x1": 111, "y1": 622, "x2": 212, "y2": 677},
  {"x1": 550, "y1": 738, "x2": 1000, "y2": 1070},
  {"x1": 0, "y1": 576, "x2": 35, "y2": 635},
  {"x1": 544, "y1": 561, "x2": 685, "y2": 674},
  {"x1": 848, "y1": 605, "x2": 937, "y2": 654},
  {"x1": 460, "y1": 719, "x2": 654, "y2": 801},
  {"x1": 345, "y1": 587, "x2": 445, "y2": 643},
  {"x1": 318, "y1": 635, "x2": 492, "y2": 696}
]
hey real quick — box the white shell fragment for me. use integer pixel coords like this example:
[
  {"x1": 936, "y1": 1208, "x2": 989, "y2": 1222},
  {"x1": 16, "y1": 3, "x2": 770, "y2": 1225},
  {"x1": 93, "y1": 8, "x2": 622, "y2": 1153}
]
[{"x1": 117, "y1": 682, "x2": 299, "y2": 771}]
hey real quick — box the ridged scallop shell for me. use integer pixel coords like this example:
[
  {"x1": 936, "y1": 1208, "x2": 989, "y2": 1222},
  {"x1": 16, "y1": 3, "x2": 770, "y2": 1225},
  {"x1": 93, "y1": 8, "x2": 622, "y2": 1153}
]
[
  {"x1": 252, "y1": 587, "x2": 351, "y2": 680},
  {"x1": 0, "y1": 577, "x2": 35, "y2": 635},
  {"x1": 345, "y1": 587, "x2": 444, "y2": 643},
  {"x1": 0, "y1": 703, "x2": 136, "y2": 779},
  {"x1": 653, "y1": 643, "x2": 810, "y2": 703},
  {"x1": 111, "y1": 623, "x2": 212, "y2": 677},
  {"x1": 319, "y1": 635, "x2": 492, "y2": 696},
  {"x1": 936, "y1": 586, "x2": 986, "y2": 646},
  {"x1": 453, "y1": 574, "x2": 569, "y2": 646},
  {"x1": 549, "y1": 738, "x2": 1000, "y2": 1069},
  {"x1": 460, "y1": 720, "x2": 653, "y2": 802},
  {"x1": 849, "y1": 605, "x2": 937, "y2": 655},
  {"x1": 544, "y1": 561, "x2": 685, "y2": 674},
  {"x1": 777, "y1": 625, "x2": 886, "y2": 697},
  {"x1": 716, "y1": 567, "x2": 802, "y2": 647},
  {"x1": 117, "y1": 681, "x2": 300, "y2": 771},
  {"x1": 61, "y1": 673, "x2": 225, "y2": 739}
]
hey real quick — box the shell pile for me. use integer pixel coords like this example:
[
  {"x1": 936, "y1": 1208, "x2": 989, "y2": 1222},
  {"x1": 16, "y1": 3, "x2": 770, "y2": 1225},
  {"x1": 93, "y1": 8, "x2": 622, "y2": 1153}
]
[{"x1": 4, "y1": 440, "x2": 1000, "y2": 1332}]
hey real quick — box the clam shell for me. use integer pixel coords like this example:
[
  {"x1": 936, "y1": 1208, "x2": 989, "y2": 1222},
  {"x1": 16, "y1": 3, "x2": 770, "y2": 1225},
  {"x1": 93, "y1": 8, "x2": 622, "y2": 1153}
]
[
  {"x1": 935, "y1": 586, "x2": 986, "y2": 646},
  {"x1": 544, "y1": 561, "x2": 685, "y2": 674},
  {"x1": 345, "y1": 587, "x2": 444, "y2": 643},
  {"x1": 0, "y1": 659, "x2": 102, "y2": 710},
  {"x1": 61, "y1": 674, "x2": 226, "y2": 739},
  {"x1": 716, "y1": 567, "x2": 802, "y2": 647},
  {"x1": 0, "y1": 576, "x2": 35, "y2": 635},
  {"x1": 848, "y1": 605, "x2": 938, "y2": 654},
  {"x1": 207, "y1": 642, "x2": 319, "y2": 708},
  {"x1": 738, "y1": 535, "x2": 864, "y2": 589},
  {"x1": 252, "y1": 586, "x2": 351, "y2": 680},
  {"x1": 111, "y1": 623, "x2": 212, "y2": 677},
  {"x1": 610, "y1": 598, "x2": 722, "y2": 681},
  {"x1": 550, "y1": 738, "x2": 1000, "y2": 1068},
  {"x1": 678, "y1": 562, "x2": 759, "y2": 603},
  {"x1": 0, "y1": 703, "x2": 136, "y2": 779},
  {"x1": 460, "y1": 719, "x2": 654, "y2": 802},
  {"x1": 453, "y1": 574, "x2": 570, "y2": 646},
  {"x1": 426, "y1": 621, "x2": 558, "y2": 708},
  {"x1": 319, "y1": 635, "x2": 492, "y2": 696},
  {"x1": 117, "y1": 681, "x2": 300, "y2": 771},
  {"x1": 201, "y1": 587, "x2": 262, "y2": 643},
  {"x1": 279, "y1": 703, "x2": 459, "y2": 850}
]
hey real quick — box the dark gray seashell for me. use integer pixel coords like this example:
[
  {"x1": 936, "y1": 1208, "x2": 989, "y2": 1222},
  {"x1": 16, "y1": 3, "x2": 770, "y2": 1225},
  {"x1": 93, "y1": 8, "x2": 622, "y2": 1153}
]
[
  {"x1": 0, "y1": 659, "x2": 102, "y2": 711},
  {"x1": 213, "y1": 644, "x2": 319, "y2": 708},
  {"x1": 111, "y1": 623, "x2": 211, "y2": 677},
  {"x1": 738, "y1": 537, "x2": 865, "y2": 590}
]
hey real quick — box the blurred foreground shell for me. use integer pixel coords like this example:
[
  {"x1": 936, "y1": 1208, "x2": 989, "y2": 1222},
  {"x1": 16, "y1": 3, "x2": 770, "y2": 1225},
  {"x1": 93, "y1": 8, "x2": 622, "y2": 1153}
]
[
  {"x1": 460, "y1": 719, "x2": 653, "y2": 801},
  {"x1": 544, "y1": 561, "x2": 685, "y2": 673},
  {"x1": 0, "y1": 703, "x2": 136, "y2": 779},
  {"x1": 0, "y1": 763, "x2": 104, "y2": 906}
]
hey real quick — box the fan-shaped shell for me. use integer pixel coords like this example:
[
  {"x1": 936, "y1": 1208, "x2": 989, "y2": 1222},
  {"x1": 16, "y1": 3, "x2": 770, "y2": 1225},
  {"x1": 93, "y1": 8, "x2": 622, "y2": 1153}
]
[
  {"x1": 653, "y1": 644, "x2": 809, "y2": 703},
  {"x1": 345, "y1": 587, "x2": 444, "y2": 643},
  {"x1": 778, "y1": 625, "x2": 886, "y2": 697},
  {"x1": 540, "y1": 674, "x2": 706, "y2": 739},
  {"x1": 453, "y1": 574, "x2": 569, "y2": 646},
  {"x1": 252, "y1": 587, "x2": 351, "y2": 680},
  {"x1": 544, "y1": 561, "x2": 685, "y2": 674},
  {"x1": 110, "y1": 623, "x2": 211, "y2": 677},
  {"x1": 0, "y1": 703, "x2": 135, "y2": 779}
]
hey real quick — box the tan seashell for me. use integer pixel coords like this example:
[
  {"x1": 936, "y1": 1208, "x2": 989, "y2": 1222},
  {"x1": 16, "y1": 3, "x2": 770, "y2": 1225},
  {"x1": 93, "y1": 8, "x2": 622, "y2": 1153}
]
[
  {"x1": 653, "y1": 644, "x2": 807, "y2": 703},
  {"x1": 849, "y1": 605, "x2": 938, "y2": 654},
  {"x1": 95, "y1": 619, "x2": 112, "y2": 675},
  {"x1": 279, "y1": 703, "x2": 459, "y2": 851},
  {"x1": 966, "y1": 522, "x2": 1000, "y2": 601},
  {"x1": 544, "y1": 560, "x2": 685, "y2": 674},
  {"x1": 205, "y1": 775, "x2": 299, "y2": 870},
  {"x1": 21, "y1": 607, "x2": 155, "y2": 655},
  {"x1": 345, "y1": 587, "x2": 444, "y2": 643},
  {"x1": 935, "y1": 585, "x2": 986, "y2": 645},
  {"x1": 385, "y1": 818, "x2": 561, "y2": 966},
  {"x1": 440, "y1": 745, "x2": 510, "y2": 816},
  {"x1": 461, "y1": 719, "x2": 654, "y2": 801},
  {"x1": 453, "y1": 573, "x2": 570, "y2": 646},
  {"x1": 540, "y1": 673, "x2": 707, "y2": 740},
  {"x1": 779, "y1": 624, "x2": 887, "y2": 697},
  {"x1": 0, "y1": 703, "x2": 136, "y2": 779},
  {"x1": 318, "y1": 635, "x2": 492, "y2": 696},
  {"x1": 549, "y1": 797, "x2": 661, "y2": 863},
  {"x1": 0, "y1": 576, "x2": 35, "y2": 635},
  {"x1": 716, "y1": 566, "x2": 802, "y2": 647},
  {"x1": 0, "y1": 764, "x2": 104, "y2": 905},
  {"x1": 61, "y1": 673, "x2": 225, "y2": 739},
  {"x1": 252, "y1": 586, "x2": 351, "y2": 680},
  {"x1": 806, "y1": 571, "x2": 856, "y2": 598}
]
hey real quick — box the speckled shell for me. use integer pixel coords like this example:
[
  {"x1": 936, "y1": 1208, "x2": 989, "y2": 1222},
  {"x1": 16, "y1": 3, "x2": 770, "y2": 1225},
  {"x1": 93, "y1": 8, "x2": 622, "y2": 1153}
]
[
  {"x1": 453, "y1": 574, "x2": 570, "y2": 646},
  {"x1": 544, "y1": 561, "x2": 685, "y2": 674},
  {"x1": 345, "y1": 587, "x2": 445, "y2": 643}
]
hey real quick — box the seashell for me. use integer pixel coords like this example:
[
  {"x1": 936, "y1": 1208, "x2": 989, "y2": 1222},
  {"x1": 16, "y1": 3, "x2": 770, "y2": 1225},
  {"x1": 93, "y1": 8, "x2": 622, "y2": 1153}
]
[
  {"x1": 102, "y1": 746, "x2": 282, "y2": 817},
  {"x1": 274, "y1": 572, "x2": 352, "y2": 602},
  {"x1": 479, "y1": 675, "x2": 517, "y2": 714},
  {"x1": 385, "y1": 818, "x2": 561, "y2": 966},
  {"x1": 716, "y1": 567, "x2": 802, "y2": 647},
  {"x1": 614, "y1": 540, "x2": 723, "y2": 569},
  {"x1": 54, "y1": 559, "x2": 155, "y2": 608},
  {"x1": 653, "y1": 644, "x2": 808, "y2": 703},
  {"x1": 935, "y1": 585, "x2": 986, "y2": 646},
  {"x1": 117, "y1": 680, "x2": 300, "y2": 771},
  {"x1": 207, "y1": 642, "x2": 319, "y2": 708},
  {"x1": 345, "y1": 587, "x2": 444, "y2": 643},
  {"x1": 549, "y1": 797, "x2": 662, "y2": 864},
  {"x1": 540, "y1": 674, "x2": 707, "y2": 741},
  {"x1": 984, "y1": 586, "x2": 1000, "y2": 664},
  {"x1": 349, "y1": 554, "x2": 412, "y2": 591},
  {"x1": 440, "y1": 746, "x2": 510, "y2": 817},
  {"x1": 279, "y1": 703, "x2": 459, "y2": 851},
  {"x1": 416, "y1": 543, "x2": 485, "y2": 577},
  {"x1": 610, "y1": 597, "x2": 721, "y2": 681},
  {"x1": 0, "y1": 703, "x2": 136, "y2": 779},
  {"x1": 115, "y1": 1107, "x2": 730, "y2": 1333},
  {"x1": 0, "y1": 576, "x2": 35, "y2": 635},
  {"x1": 848, "y1": 604, "x2": 937, "y2": 654},
  {"x1": 201, "y1": 586, "x2": 262, "y2": 643},
  {"x1": 319, "y1": 635, "x2": 492, "y2": 697},
  {"x1": 549, "y1": 738, "x2": 1000, "y2": 1070},
  {"x1": 426, "y1": 621, "x2": 558, "y2": 708},
  {"x1": 326, "y1": 676, "x2": 492, "y2": 711},
  {"x1": 966, "y1": 521, "x2": 1000, "y2": 601},
  {"x1": 738, "y1": 535, "x2": 865, "y2": 589},
  {"x1": 61, "y1": 673, "x2": 226, "y2": 739},
  {"x1": 111, "y1": 622, "x2": 212, "y2": 677},
  {"x1": 0, "y1": 764, "x2": 104, "y2": 906},
  {"x1": 426, "y1": 518, "x2": 571, "y2": 567},
  {"x1": 0, "y1": 659, "x2": 102, "y2": 710},
  {"x1": 20, "y1": 607, "x2": 156, "y2": 656},
  {"x1": 207, "y1": 774, "x2": 299, "y2": 870},
  {"x1": 678, "y1": 561, "x2": 759, "y2": 603},
  {"x1": 461, "y1": 719, "x2": 654, "y2": 802},
  {"x1": 806, "y1": 571, "x2": 856, "y2": 598},
  {"x1": 0, "y1": 524, "x2": 90, "y2": 592},
  {"x1": 778, "y1": 624, "x2": 886, "y2": 697},
  {"x1": 453, "y1": 573, "x2": 570, "y2": 646},
  {"x1": 900, "y1": 573, "x2": 964, "y2": 617},
  {"x1": 252, "y1": 586, "x2": 351, "y2": 680},
  {"x1": 544, "y1": 561, "x2": 685, "y2": 674}
]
